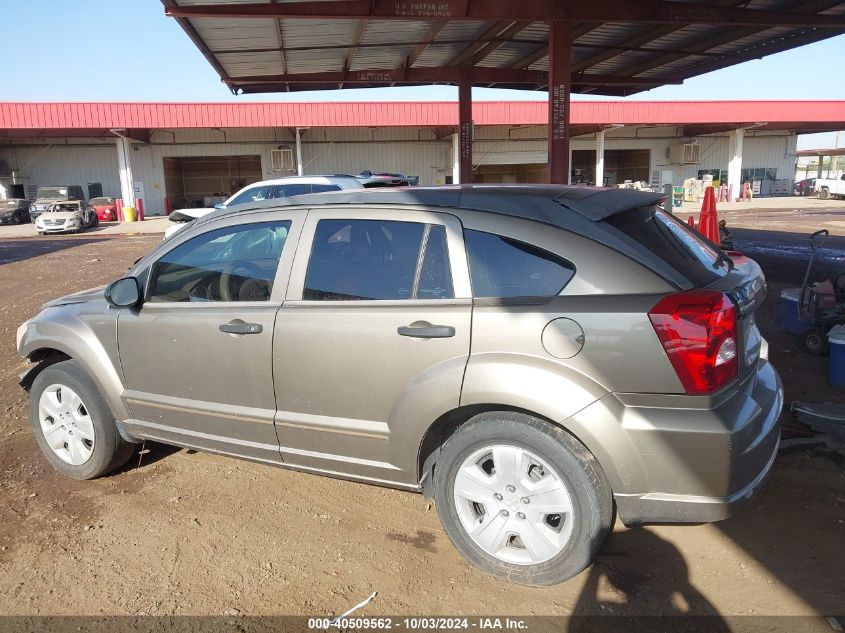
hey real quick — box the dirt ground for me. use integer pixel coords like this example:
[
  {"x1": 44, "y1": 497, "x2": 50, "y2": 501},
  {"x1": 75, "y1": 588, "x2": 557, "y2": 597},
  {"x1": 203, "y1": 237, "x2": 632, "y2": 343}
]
[{"x1": 0, "y1": 232, "x2": 843, "y2": 621}]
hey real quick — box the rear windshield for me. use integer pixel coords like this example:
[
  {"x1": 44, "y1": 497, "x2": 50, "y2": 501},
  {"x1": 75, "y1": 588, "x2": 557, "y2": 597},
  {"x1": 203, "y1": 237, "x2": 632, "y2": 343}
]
[{"x1": 605, "y1": 206, "x2": 727, "y2": 286}]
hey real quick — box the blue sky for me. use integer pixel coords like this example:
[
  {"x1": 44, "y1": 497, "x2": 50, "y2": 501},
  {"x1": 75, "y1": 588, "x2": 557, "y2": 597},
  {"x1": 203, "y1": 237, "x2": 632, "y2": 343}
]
[{"x1": 2, "y1": 0, "x2": 844, "y2": 149}]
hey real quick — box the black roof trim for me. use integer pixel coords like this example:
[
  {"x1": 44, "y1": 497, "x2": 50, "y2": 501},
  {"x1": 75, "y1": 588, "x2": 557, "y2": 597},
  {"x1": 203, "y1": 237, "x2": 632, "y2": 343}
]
[{"x1": 222, "y1": 184, "x2": 665, "y2": 223}]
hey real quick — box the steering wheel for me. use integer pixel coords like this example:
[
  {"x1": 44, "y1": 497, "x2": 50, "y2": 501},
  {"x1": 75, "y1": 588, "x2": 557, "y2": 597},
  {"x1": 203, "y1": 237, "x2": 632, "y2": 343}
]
[{"x1": 219, "y1": 260, "x2": 271, "y2": 301}]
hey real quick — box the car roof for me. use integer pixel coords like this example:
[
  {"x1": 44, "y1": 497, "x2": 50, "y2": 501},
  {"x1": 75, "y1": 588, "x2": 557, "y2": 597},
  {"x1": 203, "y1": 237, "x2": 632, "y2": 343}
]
[
  {"x1": 220, "y1": 184, "x2": 665, "y2": 224},
  {"x1": 245, "y1": 175, "x2": 361, "y2": 186}
]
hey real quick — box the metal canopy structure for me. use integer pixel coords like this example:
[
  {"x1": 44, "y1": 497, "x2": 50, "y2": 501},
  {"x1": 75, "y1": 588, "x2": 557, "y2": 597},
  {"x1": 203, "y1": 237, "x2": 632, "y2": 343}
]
[{"x1": 163, "y1": 0, "x2": 845, "y2": 183}]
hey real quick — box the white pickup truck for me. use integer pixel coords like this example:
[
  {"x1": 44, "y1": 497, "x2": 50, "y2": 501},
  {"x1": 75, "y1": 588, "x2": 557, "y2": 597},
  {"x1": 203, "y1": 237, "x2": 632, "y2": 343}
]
[{"x1": 816, "y1": 174, "x2": 845, "y2": 200}]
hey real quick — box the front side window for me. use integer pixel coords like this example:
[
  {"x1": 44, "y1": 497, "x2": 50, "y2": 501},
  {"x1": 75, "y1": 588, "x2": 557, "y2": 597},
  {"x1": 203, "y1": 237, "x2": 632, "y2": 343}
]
[
  {"x1": 303, "y1": 219, "x2": 454, "y2": 301},
  {"x1": 227, "y1": 185, "x2": 271, "y2": 206},
  {"x1": 464, "y1": 229, "x2": 575, "y2": 299},
  {"x1": 148, "y1": 221, "x2": 291, "y2": 303}
]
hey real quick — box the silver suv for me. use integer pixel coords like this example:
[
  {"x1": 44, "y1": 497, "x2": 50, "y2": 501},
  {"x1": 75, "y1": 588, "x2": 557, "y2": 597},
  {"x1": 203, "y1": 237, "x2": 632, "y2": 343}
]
[{"x1": 17, "y1": 186, "x2": 782, "y2": 586}]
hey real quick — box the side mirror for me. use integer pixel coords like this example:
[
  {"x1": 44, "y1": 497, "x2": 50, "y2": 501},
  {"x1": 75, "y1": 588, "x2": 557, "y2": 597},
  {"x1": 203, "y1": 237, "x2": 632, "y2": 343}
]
[
  {"x1": 214, "y1": 203, "x2": 226, "y2": 210},
  {"x1": 105, "y1": 277, "x2": 142, "y2": 308}
]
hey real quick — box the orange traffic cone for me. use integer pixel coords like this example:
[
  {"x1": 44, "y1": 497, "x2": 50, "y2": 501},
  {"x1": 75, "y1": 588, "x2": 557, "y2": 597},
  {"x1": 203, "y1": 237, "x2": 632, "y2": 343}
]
[
  {"x1": 709, "y1": 188, "x2": 720, "y2": 244},
  {"x1": 699, "y1": 187, "x2": 713, "y2": 238}
]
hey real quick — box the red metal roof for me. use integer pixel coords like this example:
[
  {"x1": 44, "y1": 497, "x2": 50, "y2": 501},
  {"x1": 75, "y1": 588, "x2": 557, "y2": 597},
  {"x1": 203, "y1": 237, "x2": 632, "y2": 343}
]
[{"x1": 1, "y1": 100, "x2": 843, "y2": 130}]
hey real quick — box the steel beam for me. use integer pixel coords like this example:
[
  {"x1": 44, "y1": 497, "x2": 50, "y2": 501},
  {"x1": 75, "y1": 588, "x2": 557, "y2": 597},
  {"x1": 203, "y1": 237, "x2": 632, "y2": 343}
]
[
  {"x1": 165, "y1": 1, "x2": 845, "y2": 27},
  {"x1": 457, "y1": 80, "x2": 473, "y2": 184},
  {"x1": 228, "y1": 68, "x2": 675, "y2": 86},
  {"x1": 548, "y1": 20, "x2": 571, "y2": 185}
]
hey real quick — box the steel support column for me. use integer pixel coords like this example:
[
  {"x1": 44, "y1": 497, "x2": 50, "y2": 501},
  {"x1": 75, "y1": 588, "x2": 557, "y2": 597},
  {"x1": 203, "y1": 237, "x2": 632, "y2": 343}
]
[
  {"x1": 548, "y1": 20, "x2": 572, "y2": 184},
  {"x1": 595, "y1": 129, "x2": 606, "y2": 187},
  {"x1": 115, "y1": 135, "x2": 135, "y2": 208},
  {"x1": 458, "y1": 80, "x2": 473, "y2": 184},
  {"x1": 727, "y1": 129, "x2": 744, "y2": 200},
  {"x1": 295, "y1": 127, "x2": 304, "y2": 176}
]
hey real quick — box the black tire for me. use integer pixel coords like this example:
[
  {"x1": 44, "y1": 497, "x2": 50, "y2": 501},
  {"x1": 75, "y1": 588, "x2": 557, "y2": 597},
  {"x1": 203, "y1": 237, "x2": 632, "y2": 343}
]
[
  {"x1": 802, "y1": 328, "x2": 828, "y2": 356},
  {"x1": 37, "y1": 232, "x2": 45, "y2": 236},
  {"x1": 434, "y1": 412, "x2": 613, "y2": 586},
  {"x1": 29, "y1": 360, "x2": 135, "y2": 480},
  {"x1": 819, "y1": 188, "x2": 831, "y2": 200}
]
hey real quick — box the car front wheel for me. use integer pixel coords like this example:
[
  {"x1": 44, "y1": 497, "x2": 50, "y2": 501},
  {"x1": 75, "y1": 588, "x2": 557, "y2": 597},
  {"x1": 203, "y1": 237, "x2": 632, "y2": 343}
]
[
  {"x1": 29, "y1": 360, "x2": 135, "y2": 480},
  {"x1": 434, "y1": 412, "x2": 613, "y2": 586}
]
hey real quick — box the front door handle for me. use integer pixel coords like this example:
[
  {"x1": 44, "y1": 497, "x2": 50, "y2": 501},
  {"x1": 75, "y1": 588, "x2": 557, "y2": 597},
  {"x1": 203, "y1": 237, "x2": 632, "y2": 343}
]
[
  {"x1": 219, "y1": 321, "x2": 263, "y2": 335},
  {"x1": 397, "y1": 324, "x2": 455, "y2": 339}
]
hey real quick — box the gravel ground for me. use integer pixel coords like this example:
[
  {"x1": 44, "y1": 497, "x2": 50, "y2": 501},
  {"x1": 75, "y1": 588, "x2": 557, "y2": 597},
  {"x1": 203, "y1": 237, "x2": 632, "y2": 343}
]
[{"x1": 0, "y1": 233, "x2": 842, "y2": 622}]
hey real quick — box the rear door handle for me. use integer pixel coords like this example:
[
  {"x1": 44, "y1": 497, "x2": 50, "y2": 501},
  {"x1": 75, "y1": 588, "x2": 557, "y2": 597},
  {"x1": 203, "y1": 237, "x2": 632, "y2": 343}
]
[
  {"x1": 219, "y1": 321, "x2": 263, "y2": 335},
  {"x1": 397, "y1": 324, "x2": 455, "y2": 339}
]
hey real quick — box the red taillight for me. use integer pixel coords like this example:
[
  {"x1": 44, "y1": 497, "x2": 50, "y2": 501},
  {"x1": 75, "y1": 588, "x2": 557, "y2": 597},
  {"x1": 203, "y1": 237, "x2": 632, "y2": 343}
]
[{"x1": 648, "y1": 290, "x2": 738, "y2": 395}]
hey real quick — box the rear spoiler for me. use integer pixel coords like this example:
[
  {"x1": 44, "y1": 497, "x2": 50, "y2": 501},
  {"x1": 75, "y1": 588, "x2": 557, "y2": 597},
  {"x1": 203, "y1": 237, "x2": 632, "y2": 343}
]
[{"x1": 554, "y1": 188, "x2": 667, "y2": 221}]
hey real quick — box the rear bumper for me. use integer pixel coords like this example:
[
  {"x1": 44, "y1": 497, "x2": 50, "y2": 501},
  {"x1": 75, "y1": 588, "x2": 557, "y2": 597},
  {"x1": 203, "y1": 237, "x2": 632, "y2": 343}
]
[{"x1": 574, "y1": 360, "x2": 783, "y2": 525}]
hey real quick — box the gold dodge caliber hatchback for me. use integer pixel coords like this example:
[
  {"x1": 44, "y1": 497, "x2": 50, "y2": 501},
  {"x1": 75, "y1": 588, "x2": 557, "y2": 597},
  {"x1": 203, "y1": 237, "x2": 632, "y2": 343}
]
[{"x1": 17, "y1": 186, "x2": 783, "y2": 585}]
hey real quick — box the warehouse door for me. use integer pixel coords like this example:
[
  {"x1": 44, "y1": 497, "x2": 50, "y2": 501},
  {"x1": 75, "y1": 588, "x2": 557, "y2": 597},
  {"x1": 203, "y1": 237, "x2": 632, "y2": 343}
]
[
  {"x1": 474, "y1": 163, "x2": 547, "y2": 183},
  {"x1": 572, "y1": 149, "x2": 651, "y2": 186},
  {"x1": 163, "y1": 155, "x2": 262, "y2": 209}
]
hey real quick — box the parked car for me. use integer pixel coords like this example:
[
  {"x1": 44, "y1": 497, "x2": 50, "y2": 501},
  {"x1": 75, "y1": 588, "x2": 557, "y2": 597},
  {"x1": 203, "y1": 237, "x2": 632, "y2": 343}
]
[
  {"x1": 89, "y1": 197, "x2": 118, "y2": 222},
  {"x1": 356, "y1": 170, "x2": 418, "y2": 187},
  {"x1": 794, "y1": 178, "x2": 817, "y2": 196},
  {"x1": 34, "y1": 200, "x2": 98, "y2": 235},
  {"x1": 30, "y1": 185, "x2": 85, "y2": 220},
  {"x1": 0, "y1": 198, "x2": 32, "y2": 224},
  {"x1": 816, "y1": 174, "x2": 845, "y2": 200},
  {"x1": 164, "y1": 175, "x2": 364, "y2": 240},
  {"x1": 17, "y1": 185, "x2": 782, "y2": 586}
]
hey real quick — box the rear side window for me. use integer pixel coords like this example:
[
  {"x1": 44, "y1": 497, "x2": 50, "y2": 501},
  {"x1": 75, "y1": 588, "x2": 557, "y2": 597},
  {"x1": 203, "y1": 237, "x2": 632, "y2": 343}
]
[
  {"x1": 464, "y1": 230, "x2": 575, "y2": 299},
  {"x1": 311, "y1": 184, "x2": 342, "y2": 193},
  {"x1": 304, "y1": 219, "x2": 454, "y2": 301},
  {"x1": 605, "y1": 207, "x2": 725, "y2": 286},
  {"x1": 272, "y1": 183, "x2": 311, "y2": 198}
]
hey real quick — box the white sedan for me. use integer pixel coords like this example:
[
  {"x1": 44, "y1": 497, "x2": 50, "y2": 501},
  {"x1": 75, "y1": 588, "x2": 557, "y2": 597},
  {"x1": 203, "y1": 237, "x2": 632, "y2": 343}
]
[
  {"x1": 35, "y1": 201, "x2": 98, "y2": 235},
  {"x1": 164, "y1": 175, "x2": 364, "y2": 240}
]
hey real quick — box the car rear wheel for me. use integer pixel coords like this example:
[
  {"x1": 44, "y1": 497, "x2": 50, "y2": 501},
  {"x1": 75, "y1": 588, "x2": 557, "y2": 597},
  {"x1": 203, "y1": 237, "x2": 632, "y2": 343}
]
[
  {"x1": 819, "y1": 188, "x2": 831, "y2": 200},
  {"x1": 434, "y1": 412, "x2": 613, "y2": 586},
  {"x1": 30, "y1": 360, "x2": 135, "y2": 480}
]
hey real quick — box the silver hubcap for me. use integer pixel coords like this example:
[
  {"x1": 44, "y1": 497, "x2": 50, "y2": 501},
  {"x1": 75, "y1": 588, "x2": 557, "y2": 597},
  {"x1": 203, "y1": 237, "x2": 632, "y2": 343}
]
[
  {"x1": 453, "y1": 445, "x2": 574, "y2": 565},
  {"x1": 38, "y1": 384, "x2": 95, "y2": 466}
]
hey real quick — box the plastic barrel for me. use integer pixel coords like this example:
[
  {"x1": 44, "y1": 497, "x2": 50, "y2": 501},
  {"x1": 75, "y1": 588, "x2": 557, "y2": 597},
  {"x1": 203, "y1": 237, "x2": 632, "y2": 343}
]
[
  {"x1": 829, "y1": 325, "x2": 845, "y2": 388},
  {"x1": 123, "y1": 206, "x2": 137, "y2": 222}
]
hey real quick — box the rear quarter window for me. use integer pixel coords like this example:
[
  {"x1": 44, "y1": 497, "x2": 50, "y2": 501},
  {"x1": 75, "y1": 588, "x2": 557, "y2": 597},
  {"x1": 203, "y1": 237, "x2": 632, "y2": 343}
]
[
  {"x1": 464, "y1": 229, "x2": 575, "y2": 300},
  {"x1": 605, "y1": 207, "x2": 726, "y2": 286}
]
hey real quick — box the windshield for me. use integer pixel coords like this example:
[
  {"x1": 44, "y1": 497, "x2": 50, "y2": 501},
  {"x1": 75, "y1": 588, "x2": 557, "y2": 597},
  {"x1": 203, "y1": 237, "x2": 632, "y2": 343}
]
[
  {"x1": 48, "y1": 202, "x2": 79, "y2": 213},
  {"x1": 89, "y1": 197, "x2": 113, "y2": 205},
  {"x1": 37, "y1": 187, "x2": 68, "y2": 200}
]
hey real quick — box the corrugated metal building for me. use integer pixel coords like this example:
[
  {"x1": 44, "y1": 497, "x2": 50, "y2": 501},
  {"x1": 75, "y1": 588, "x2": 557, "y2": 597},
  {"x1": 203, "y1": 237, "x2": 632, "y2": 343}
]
[{"x1": 1, "y1": 101, "x2": 840, "y2": 215}]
